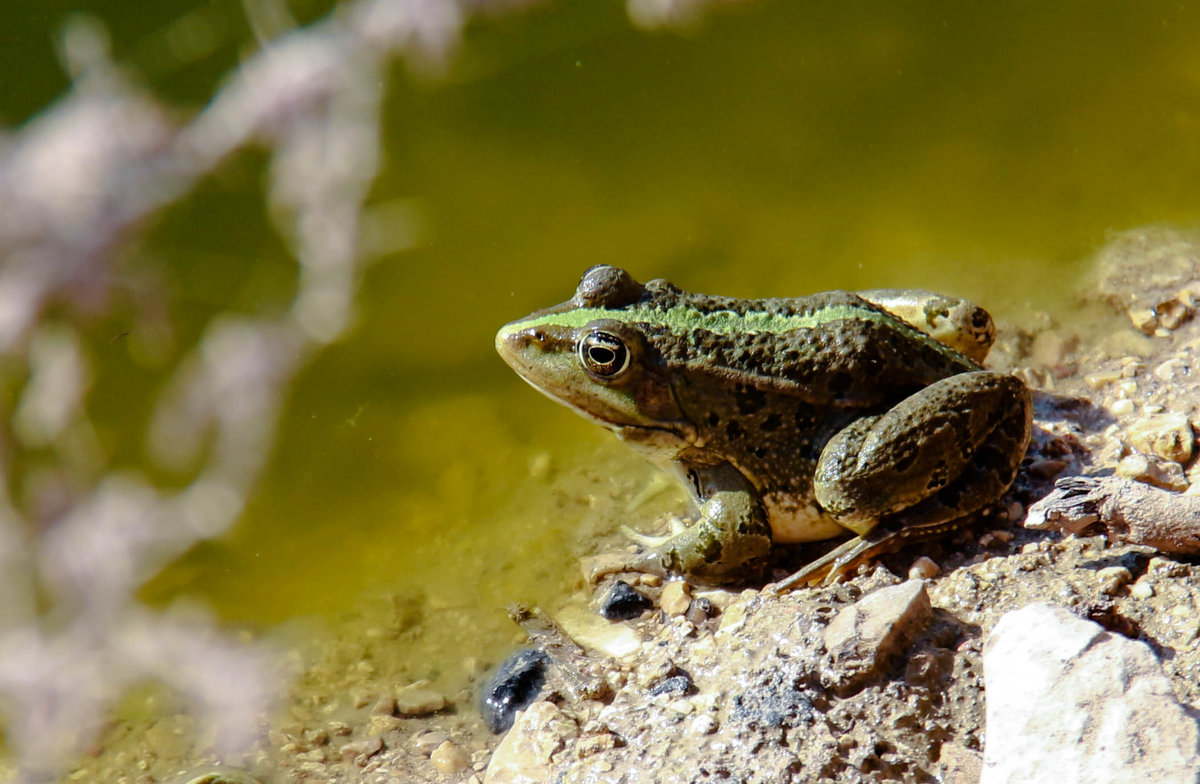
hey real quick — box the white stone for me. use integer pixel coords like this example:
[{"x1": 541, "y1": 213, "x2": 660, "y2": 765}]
[
  {"x1": 484, "y1": 701, "x2": 577, "y2": 784},
  {"x1": 981, "y1": 603, "x2": 1200, "y2": 784}
]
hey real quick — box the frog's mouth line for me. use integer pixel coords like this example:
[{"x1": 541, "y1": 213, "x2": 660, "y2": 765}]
[{"x1": 497, "y1": 322, "x2": 697, "y2": 456}]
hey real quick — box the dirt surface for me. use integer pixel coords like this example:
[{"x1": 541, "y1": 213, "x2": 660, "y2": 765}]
[{"x1": 66, "y1": 228, "x2": 1200, "y2": 784}]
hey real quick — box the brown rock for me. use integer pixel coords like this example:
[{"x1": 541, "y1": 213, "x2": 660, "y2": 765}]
[
  {"x1": 823, "y1": 579, "x2": 934, "y2": 690},
  {"x1": 660, "y1": 581, "x2": 692, "y2": 616},
  {"x1": 341, "y1": 735, "x2": 384, "y2": 765},
  {"x1": 431, "y1": 740, "x2": 470, "y2": 774},
  {"x1": 908, "y1": 556, "x2": 940, "y2": 579},
  {"x1": 1095, "y1": 566, "x2": 1133, "y2": 596}
]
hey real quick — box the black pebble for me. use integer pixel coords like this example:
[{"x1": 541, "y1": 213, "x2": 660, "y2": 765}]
[
  {"x1": 479, "y1": 648, "x2": 550, "y2": 733},
  {"x1": 600, "y1": 580, "x2": 654, "y2": 620},
  {"x1": 648, "y1": 672, "x2": 693, "y2": 696}
]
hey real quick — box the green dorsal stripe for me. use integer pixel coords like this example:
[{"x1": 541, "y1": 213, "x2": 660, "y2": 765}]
[
  {"x1": 503, "y1": 304, "x2": 886, "y2": 336},
  {"x1": 500, "y1": 303, "x2": 974, "y2": 364}
]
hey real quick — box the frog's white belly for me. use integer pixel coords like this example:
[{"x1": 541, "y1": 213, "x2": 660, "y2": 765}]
[{"x1": 762, "y1": 492, "x2": 848, "y2": 542}]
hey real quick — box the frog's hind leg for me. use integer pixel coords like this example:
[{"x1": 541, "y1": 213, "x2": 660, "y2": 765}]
[
  {"x1": 814, "y1": 371, "x2": 1031, "y2": 531},
  {"x1": 776, "y1": 371, "x2": 1032, "y2": 591}
]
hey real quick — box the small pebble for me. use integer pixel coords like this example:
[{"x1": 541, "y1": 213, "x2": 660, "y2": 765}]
[
  {"x1": 396, "y1": 684, "x2": 448, "y2": 716},
  {"x1": 366, "y1": 714, "x2": 403, "y2": 735},
  {"x1": 430, "y1": 741, "x2": 470, "y2": 774},
  {"x1": 341, "y1": 736, "x2": 383, "y2": 763},
  {"x1": 1005, "y1": 501, "x2": 1025, "y2": 522},
  {"x1": 1096, "y1": 566, "x2": 1133, "y2": 596},
  {"x1": 666, "y1": 698, "x2": 694, "y2": 715},
  {"x1": 908, "y1": 556, "x2": 940, "y2": 580},
  {"x1": 412, "y1": 730, "x2": 449, "y2": 756},
  {"x1": 685, "y1": 597, "x2": 715, "y2": 625},
  {"x1": 660, "y1": 581, "x2": 693, "y2": 616},
  {"x1": 1085, "y1": 369, "x2": 1122, "y2": 389},
  {"x1": 1148, "y1": 556, "x2": 1190, "y2": 578},
  {"x1": 1157, "y1": 298, "x2": 1192, "y2": 330},
  {"x1": 1029, "y1": 458, "x2": 1070, "y2": 479},
  {"x1": 600, "y1": 581, "x2": 653, "y2": 621},
  {"x1": 479, "y1": 649, "x2": 549, "y2": 733},
  {"x1": 1117, "y1": 452, "x2": 1189, "y2": 491},
  {"x1": 1128, "y1": 412, "x2": 1195, "y2": 463},
  {"x1": 576, "y1": 732, "x2": 618, "y2": 758},
  {"x1": 371, "y1": 695, "x2": 396, "y2": 716},
  {"x1": 1128, "y1": 307, "x2": 1158, "y2": 334},
  {"x1": 979, "y1": 530, "x2": 1012, "y2": 548},
  {"x1": 648, "y1": 673, "x2": 693, "y2": 696},
  {"x1": 1110, "y1": 398, "x2": 1136, "y2": 416},
  {"x1": 1130, "y1": 581, "x2": 1155, "y2": 599}
]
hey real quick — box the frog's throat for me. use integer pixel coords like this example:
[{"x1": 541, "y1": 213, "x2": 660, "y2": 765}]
[{"x1": 512, "y1": 370, "x2": 696, "y2": 456}]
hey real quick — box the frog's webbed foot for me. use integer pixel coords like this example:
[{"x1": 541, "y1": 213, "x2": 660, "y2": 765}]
[
  {"x1": 583, "y1": 464, "x2": 773, "y2": 585},
  {"x1": 770, "y1": 535, "x2": 878, "y2": 594},
  {"x1": 619, "y1": 516, "x2": 690, "y2": 548},
  {"x1": 582, "y1": 550, "x2": 670, "y2": 584},
  {"x1": 770, "y1": 513, "x2": 973, "y2": 594}
]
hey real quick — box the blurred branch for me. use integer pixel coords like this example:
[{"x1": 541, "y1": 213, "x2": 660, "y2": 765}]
[
  {"x1": 0, "y1": 0, "x2": 492, "y2": 779},
  {"x1": 0, "y1": 0, "x2": 735, "y2": 779}
]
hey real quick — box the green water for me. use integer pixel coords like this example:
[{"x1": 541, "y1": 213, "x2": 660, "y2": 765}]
[{"x1": 9, "y1": 1, "x2": 1200, "y2": 689}]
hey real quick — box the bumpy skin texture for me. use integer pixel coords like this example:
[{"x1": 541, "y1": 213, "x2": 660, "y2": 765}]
[{"x1": 496, "y1": 266, "x2": 1032, "y2": 584}]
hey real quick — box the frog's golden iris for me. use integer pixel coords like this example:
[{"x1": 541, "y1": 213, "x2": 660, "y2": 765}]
[{"x1": 496, "y1": 266, "x2": 1031, "y2": 588}]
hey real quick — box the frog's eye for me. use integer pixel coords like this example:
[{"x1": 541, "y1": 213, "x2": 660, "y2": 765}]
[{"x1": 578, "y1": 330, "x2": 631, "y2": 379}]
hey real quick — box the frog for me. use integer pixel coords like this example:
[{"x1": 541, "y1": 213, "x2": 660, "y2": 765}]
[{"x1": 495, "y1": 265, "x2": 1032, "y2": 588}]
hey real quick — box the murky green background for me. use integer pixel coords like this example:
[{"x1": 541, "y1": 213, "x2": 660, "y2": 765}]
[{"x1": 8, "y1": 1, "x2": 1200, "y2": 688}]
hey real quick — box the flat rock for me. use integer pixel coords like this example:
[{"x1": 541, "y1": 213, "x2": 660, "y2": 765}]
[
  {"x1": 823, "y1": 579, "x2": 933, "y2": 690},
  {"x1": 483, "y1": 701, "x2": 578, "y2": 784},
  {"x1": 395, "y1": 683, "x2": 447, "y2": 716},
  {"x1": 555, "y1": 605, "x2": 641, "y2": 659},
  {"x1": 982, "y1": 602, "x2": 1200, "y2": 784}
]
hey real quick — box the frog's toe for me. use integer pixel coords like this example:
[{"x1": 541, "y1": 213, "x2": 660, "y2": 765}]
[
  {"x1": 771, "y1": 535, "x2": 870, "y2": 593},
  {"x1": 619, "y1": 525, "x2": 669, "y2": 548},
  {"x1": 581, "y1": 551, "x2": 669, "y2": 584},
  {"x1": 620, "y1": 514, "x2": 690, "y2": 546}
]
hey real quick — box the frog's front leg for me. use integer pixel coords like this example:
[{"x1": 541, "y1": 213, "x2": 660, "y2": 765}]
[
  {"x1": 585, "y1": 463, "x2": 773, "y2": 584},
  {"x1": 815, "y1": 371, "x2": 1031, "y2": 529}
]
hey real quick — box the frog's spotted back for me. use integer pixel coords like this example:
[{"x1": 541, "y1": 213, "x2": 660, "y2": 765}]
[{"x1": 496, "y1": 266, "x2": 1030, "y2": 586}]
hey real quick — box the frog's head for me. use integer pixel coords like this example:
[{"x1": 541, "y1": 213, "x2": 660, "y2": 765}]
[{"x1": 496, "y1": 266, "x2": 696, "y2": 457}]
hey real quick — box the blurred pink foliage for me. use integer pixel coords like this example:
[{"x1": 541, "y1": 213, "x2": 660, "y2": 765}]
[{"x1": 0, "y1": 0, "x2": 733, "y2": 778}]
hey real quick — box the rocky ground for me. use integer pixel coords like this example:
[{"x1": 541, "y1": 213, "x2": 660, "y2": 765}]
[{"x1": 65, "y1": 228, "x2": 1200, "y2": 784}]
